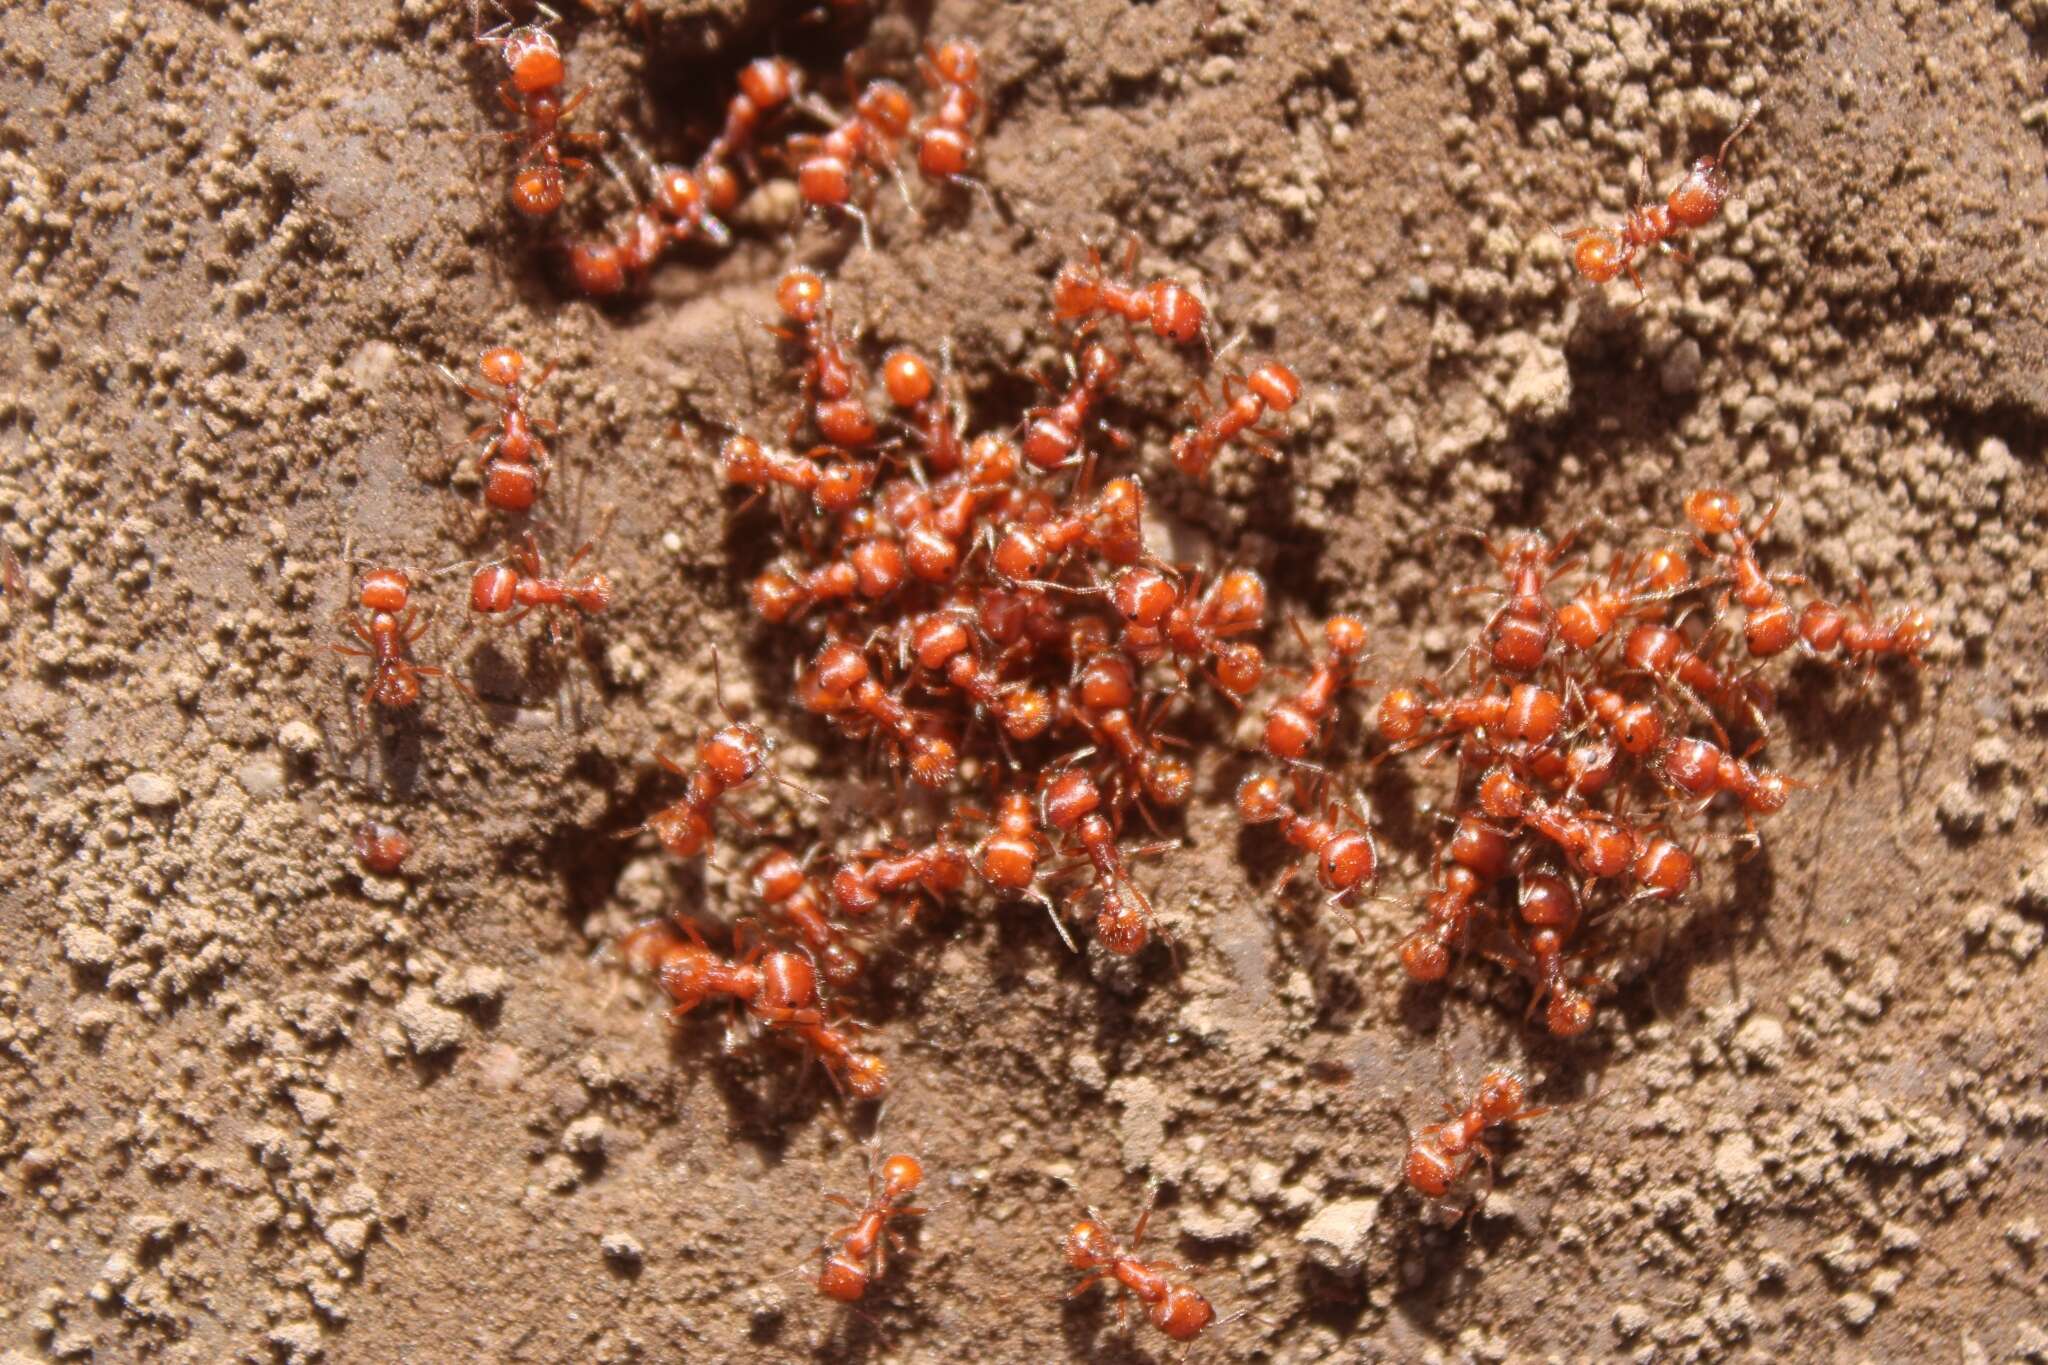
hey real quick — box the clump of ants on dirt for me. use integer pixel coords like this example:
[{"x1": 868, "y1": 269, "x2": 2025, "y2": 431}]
[{"x1": 314, "y1": 1, "x2": 1932, "y2": 1350}]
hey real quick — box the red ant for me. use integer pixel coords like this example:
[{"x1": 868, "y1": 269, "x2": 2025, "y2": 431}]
[
  {"x1": 1554, "y1": 544, "x2": 1692, "y2": 656},
  {"x1": 1021, "y1": 340, "x2": 1126, "y2": 472},
  {"x1": 353, "y1": 821, "x2": 412, "y2": 875},
  {"x1": 699, "y1": 56, "x2": 803, "y2": 202},
  {"x1": 620, "y1": 919, "x2": 887, "y2": 1098},
  {"x1": 773, "y1": 269, "x2": 877, "y2": 449},
  {"x1": 1460, "y1": 528, "x2": 1579, "y2": 677},
  {"x1": 563, "y1": 152, "x2": 733, "y2": 297},
  {"x1": 469, "y1": 529, "x2": 613, "y2": 646},
  {"x1": 1497, "y1": 870, "x2": 1601, "y2": 1037},
  {"x1": 438, "y1": 345, "x2": 556, "y2": 514},
  {"x1": 1684, "y1": 488, "x2": 1807, "y2": 658},
  {"x1": 916, "y1": 40, "x2": 986, "y2": 196},
  {"x1": 1396, "y1": 815, "x2": 1512, "y2": 982},
  {"x1": 1067, "y1": 653, "x2": 1195, "y2": 810},
  {"x1": 1042, "y1": 767, "x2": 1173, "y2": 955},
  {"x1": 1404, "y1": 1069, "x2": 1547, "y2": 1204},
  {"x1": 474, "y1": 2, "x2": 602, "y2": 218},
  {"x1": 1051, "y1": 236, "x2": 1208, "y2": 348},
  {"x1": 881, "y1": 347, "x2": 969, "y2": 476},
  {"x1": 620, "y1": 918, "x2": 823, "y2": 1027},
  {"x1": 751, "y1": 540, "x2": 905, "y2": 623},
  {"x1": 790, "y1": 79, "x2": 914, "y2": 247},
  {"x1": 991, "y1": 474, "x2": 1147, "y2": 581},
  {"x1": 633, "y1": 720, "x2": 778, "y2": 859},
  {"x1": 800, "y1": 641, "x2": 958, "y2": 789},
  {"x1": 1233, "y1": 772, "x2": 1379, "y2": 906},
  {"x1": 973, "y1": 789, "x2": 1070, "y2": 944},
  {"x1": 1622, "y1": 621, "x2": 1773, "y2": 733},
  {"x1": 1798, "y1": 592, "x2": 1933, "y2": 673},
  {"x1": 1558, "y1": 106, "x2": 1757, "y2": 296},
  {"x1": 906, "y1": 610, "x2": 1053, "y2": 740},
  {"x1": 1475, "y1": 767, "x2": 1635, "y2": 881},
  {"x1": 830, "y1": 829, "x2": 972, "y2": 920},
  {"x1": 719, "y1": 433, "x2": 873, "y2": 518},
  {"x1": 817, "y1": 1151, "x2": 926, "y2": 1303},
  {"x1": 1263, "y1": 616, "x2": 1370, "y2": 764},
  {"x1": 1114, "y1": 566, "x2": 1267, "y2": 703},
  {"x1": 1653, "y1": 733, "x2": 1798, "y2": 827},
  {"x1": 1376, "y1": 678, "x2": 1565, "y2": 760},
  {"x1": 1065, "y1": 1196, "x2": 1219, "y2": 1352},
  {"x1": 1169, "y1": 359, "x2": 1302, "y2": 480},
  {"x1": 749, "y1": 848, "x2": 864, "y2": 988},
  {"x1": 332, "y1": 569, "x2": 456, "y2": 711}
]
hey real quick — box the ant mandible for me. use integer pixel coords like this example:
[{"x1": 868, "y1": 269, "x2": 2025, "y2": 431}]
[{"x1": 1558, "y1": 105, "x2": 1758, "y2": 296}]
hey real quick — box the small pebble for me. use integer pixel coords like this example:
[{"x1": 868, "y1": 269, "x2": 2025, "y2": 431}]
[{"x1": 126, "y1": 771, "x2": 178, "y2": 809}]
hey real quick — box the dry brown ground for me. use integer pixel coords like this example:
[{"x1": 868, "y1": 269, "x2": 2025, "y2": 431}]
[{"x1": 3, "y1": 0, "x2": 2046, "y2": 1361}]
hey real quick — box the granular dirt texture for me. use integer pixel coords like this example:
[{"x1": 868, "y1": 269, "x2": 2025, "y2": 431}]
[{"x1": 3, "y1": 0, "x2": 2046, "y2": 1362}]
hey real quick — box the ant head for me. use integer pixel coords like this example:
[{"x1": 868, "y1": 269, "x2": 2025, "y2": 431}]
[
  {"x1": 1324, "y1": 615, "x2": 1369, "y2": 658},
  {"x1": 1064, "y1": 1219, "x2": 1116, "y2": 1271},
  {"x1": 1475, "y1": 1071, "x2": 1527, "y2": 1121},
  {"x1": 738, "y1": 56, "x2": 798, "y2": 110},
  {"x1": 501, "y1": 28, "x2": 565, "y2": 96},
  {"x1": 360, "y1": 568, "x2": 412, "y2": 614},
  {"x1": 1399, "y1": 931, "x2": 1451, "y2": 983},
  {"x1": 881, "y1": 349, "x2": 935, "y2": 408},
  {"x1": 775, "y1": 269, "x2": 826, "y2": 324},
  {"x1": 1095, "y1": 885, "x2": 1152, "y2": 956},
  {"x1": 857, "y1": 80, "x2": 914, "y2": 138},
  {"x1": 1547, "y1": 990, "x2": 1596, "y2": 1039},
  {"x1": 1683, "y1": 487, "x2": 1743, "y2": 537},
  {"x1": 478, "y1": 346, "x2": 526, "y2": 389},
  {"x1": 1144, "y1": 755, "x2": 1195, "y2": 808},
  {"x1": 879, "y1": 1153, "x2": 924, "y2": 1199}
]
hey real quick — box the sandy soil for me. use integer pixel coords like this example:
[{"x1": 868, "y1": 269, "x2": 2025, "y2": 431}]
[{"x1": 3, "y1": 0, "x2": 2046, "y2": 1360}]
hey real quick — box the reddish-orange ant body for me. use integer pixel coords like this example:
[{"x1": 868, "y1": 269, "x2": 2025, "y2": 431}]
[
  {"x1": 1066, "y1": 653, "x2": 1195, "y2": 810},
  {"x1": 1065, "y1": 1198, "x2": 1218, "y2": 1350},
  {"x1": 469, "y1": 530, "x2": 613, "y2": 645},
  {"x1": 1397, "y1": 815, "x2": 1512, "y2": 981},
  {"x1": 790, "y1": 79, "x2": 914, "y2": 244},
  {"x1": 333, "y1": 569, "x2": 454, "y2": 711},
  {"x1": 817, "y1": 1151, "x2": 926, "y2": 1303},
  {"x1": 1475, "y1": 768, "x2": 1635, "y2": 881},
  {"x1": 1020, "y1": 341, "x2": 1126, "y2": 472},
  {"x1": 773, "y1": 269, "x2": 877, "y2": 449},
  {"x1": 906, "y1": 610, "x2": 1053, "y2": 740},
  {"x1": 635, "y1": 721, "x2": 777, "y2": 859},
  {"x1": 1559, "y1": 107, "x2": 1757, "y2": 295},
  {"x1": 353, "y1": 821, "x2": 413, "y2": 875},
  {"x1": 440, "y1": 345, "x2": 557, "y2": 513},
  {"x1": 749, "y1": 848, "x2": 864, "y2": 988},
  {"x1": 1404, "y1": 1069, "x2": 1547, "y2": 1201},
  {"x1": 1798, "y1": 593, "x2": 1933, "y2": 673},
  {"x1": 916, "y1": 40, "x2": 986, "y2": 192},
  {"x1": 1263, "y1": 616, "x2": 1370, "y2": 764},
  {"x1": 1052, "y1": 237, "x2": 1208, "y2": 347},
  {"x1": 830, "y1": 831, "x2": 972, "y2": 919},
  {"x1": 698, "y1": 56, "x2": 803, "y2": 205},
  {"x1": 474, "y1": 3, "x2": 601, "y2": 218},
  {"x1": 1042, "y1": 767, "x2": 1172, "y2": 954},
  {"x1": 1115, "y1": 566, "x2": 1267, "y2": 703},
  {"x1": 1234, "y1": 772, "x2": 1379, "y2": 906},
  {"x1": 800, "y1": 641, "x2": 959, "y2": 788},
  {"x1": 1170, "y1": 360, "x2": 1302, "y2": 480}
]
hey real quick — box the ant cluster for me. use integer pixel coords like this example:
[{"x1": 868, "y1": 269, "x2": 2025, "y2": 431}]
[
  {"x1": 321, "y1": 18, "x2": 1929, "y2": 1342},
  {"x1": 473, "y1": 1, "x2": 992, "y2": 294},
  {"x1": 1373, "y1": 493, "x2": 1929, "y2": 1052}
]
